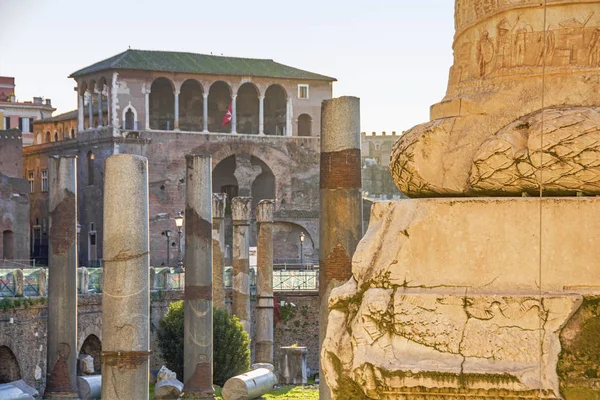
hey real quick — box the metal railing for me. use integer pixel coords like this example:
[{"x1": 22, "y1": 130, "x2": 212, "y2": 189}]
[{"x1": 0, "y1": 263, "x2": 319, "y2": 297}]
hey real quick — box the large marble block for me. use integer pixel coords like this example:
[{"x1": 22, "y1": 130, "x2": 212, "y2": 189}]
[{"x1": 322, "y1": 198, "x2": 600, "y2": 399}]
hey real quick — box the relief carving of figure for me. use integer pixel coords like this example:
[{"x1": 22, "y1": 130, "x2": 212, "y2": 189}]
[
  {"x1": 589, "y1": 28, "x2": 600, "y2": 67},
  {"x1": 514, "y1": 26, "x2": 528, "y2": 66},
  {"x1": 478, "y1": 29, "x2": 495, "y2": 76},
  {"x1": 496, "y1": 16, "x2": 520, "y2": 68},
  {"x1": 537, "y1": 28, "x2": 556, "y2": 66}
]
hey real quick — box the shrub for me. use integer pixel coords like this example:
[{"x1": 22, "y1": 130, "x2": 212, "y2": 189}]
[{"x1": 157, "y1": 302, "x2": 250, "y2": 386}]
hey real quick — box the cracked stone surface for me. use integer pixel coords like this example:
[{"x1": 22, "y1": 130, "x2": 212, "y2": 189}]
[
  {"x1": 321, "y1": 198, "x2": 600, "y2": 400},
  {"x1": 389, "y1": 0, "x2": 600, "y2": 198},
  {"x1": 470, "y1": 107, "x2": 600, "y2": 195}
]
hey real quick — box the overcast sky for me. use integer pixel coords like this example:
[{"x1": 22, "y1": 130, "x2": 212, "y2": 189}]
[{"x1": 0, "y1": 0, "x2": 455, "y2": 133}]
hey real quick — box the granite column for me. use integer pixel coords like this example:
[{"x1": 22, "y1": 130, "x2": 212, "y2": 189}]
[
  {"x1": 255, "y1": 199, "x2": 275, "y2": 364},
  {"x1": 46, "y1": 155, "x2": 78, "y2": 399},
  {"x1": 232, "y1": 197, "x2": 252, "y2": 336},
  {"x1": 101, "y1": 154, "x2": 150, "y2": 400},
  {"x1": 319, "y1": 96, "x2": 362, "y2": 400},
  {"x1": 183, "y1": 154, "x2": 215, "y2": 399},
  {"x1": 212, "y1": 193, "x2": 227, "y2": 311}
]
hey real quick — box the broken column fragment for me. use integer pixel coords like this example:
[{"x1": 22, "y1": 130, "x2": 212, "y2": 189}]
[
  {"x1": 45, "y1": 155, "x2": 78, "y2": 399},
  {"x1": 319, "y1": 96, "x2": 362, "y2": 400},
  {"x1": 212, "y1": 193, "x2": 227, "y2": 311},
  {"x1": 255, "y1": 199, "x2": 275, "y2": 364},
  {"x1": 101, "y1": 154, "x2": 150, "y2": 400},
  {"x1": 182, "y1": 154, "x2": 215, "y2": 399},
  {"x1": 232, "y1": 196, "x2": 253, "y2": 337}
]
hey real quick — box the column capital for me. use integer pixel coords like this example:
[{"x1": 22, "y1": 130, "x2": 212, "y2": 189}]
[
  {"x1": 174, "y1": 90, "x2": 180, "y2": 96},
  {"x1": 212, "y1": 193, "x2": 227, "y2": 219},
  {"x1": 259, "y1": 95, "x2": 265, "y2": 101},
  {"x1": 232, "y1": 94, "x2": 238, "y2": 100},
  {"x1": 203, "y1": 92, "x2": 209, "y2": 98},
  {"x1": 256, "y1": 200, "x2": 274, "y2": 223},
  {"x1": 232, "y1": 197, "x2": 253, "y2": 223}
]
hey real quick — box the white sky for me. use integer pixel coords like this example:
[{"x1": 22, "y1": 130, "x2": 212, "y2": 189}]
[{"x1": 0, "y1": 0, "x2": 455, "y2": 133}]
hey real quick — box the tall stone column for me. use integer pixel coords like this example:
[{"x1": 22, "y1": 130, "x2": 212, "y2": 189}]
[
  {"x1": 183, "y1": 154, "x2": 215, "y2": 399},
  {"x1": 145, "y1": 88, "x2": 151, "y2": 130},
  {"x1": 232, "y1": 197, "x2": 252, "y2": 336},
  {"x1": 232, "y1": 94, "x2": 238, "y2": 134},
  {"x1": 203, "y1": 92, "x2": 209, "y2": 133},
  {"x1": 78, "y1": 92, "x2": 84, "y2": 131},
  {"x1": 174, "y1": 90, "x2": 180, "y2": 130},
  {"x1": 285, "y1": 97, "x2": 292, "y2": 136},
  {"x1": 319, "y1": 96, "x2": 362, "y2": 400},
  {"x1": 87, "y1": 92, "x2": 93, "y2": 129},
  {"x1": 97, "y1": 90, "x2": 103, "y2": 126},
  {"x1": 101, "y1": 154, "x2": 150, "y2": 400},
  {"x1": 212, "y1": 193, "x2": 227, "y2": 310},
  {"x1": 255, "y1": 199, "x2": 275, "y2": 364},
  {"x1": 258, "y1": 95, "x2": 265, "y2": 135},
  {"x1": 46, "y1": 155, "x2": 78, "y2": 399}
]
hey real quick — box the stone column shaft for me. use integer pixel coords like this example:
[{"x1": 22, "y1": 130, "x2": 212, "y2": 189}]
[
  {"x1": 232, "y1": 197, "x2": 253, "y2": 336},
  {"x1": 145, "y1": 90, "x2": 151, "y2": 130},
  {"x1": 259, "y1": 96, "x2": 265, "y2": 135},
  {"x1": 46, "y1": 156, "x2": 78, "y2": 398},
  {"x1": 78, "y1": 93, "x2": 84, "y2": 131},
  {"x1": 212, "y1": 193, "x2": 227, "y2": 310},
  {"x1": 102, "y1": 154, "x2": 150, "y2": 400},
  {"x1": 286, "y1": 97, "x2": 292, "y2": 136},
  {"x1": 174, "y1": 90, "x2": 180, "y2": 130},
  {"x1": 203, "y1": 93, "x2": 209, "y2": 133},
  {"x1": 232, "y1": 94, "x2": 238, "y2": 134},
  {"x1": 97, "y1": 90, "x2": 103, "y2": 126},
  {"x1": 319, "y1": 96, "x2": 362, "y2": 400},
  {"x1": 183, "y1": 155, "x2": 215, "y2": 399},
  {"x1": 256, "y1": 200, "x2": 275, "y2": 364},
  {"x1": 87, "y1": 92, "x2": 93, "y2": 129}
]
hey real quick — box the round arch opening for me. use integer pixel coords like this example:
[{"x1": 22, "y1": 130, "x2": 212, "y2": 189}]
[
  {"x1": 0, "y1": 346, "x2": 21, "y2": 383},
  {"x1": 208, "y1": 81, "x2": 232, "y2": 133},
  {"x1": 179, "y1": 79, "x2": 204, "y2": 132},
  {"x1": 79, "y1": 334, "x2": 102, "y2": 375},
  {"x1": 150, "y1": 78, "x2": 175, "y2": 130},
  {"x1": 297, "y1": 114, "x2": 312, "y2": 137},
  {"x1": 264, "y1": 85, "x2": 287, "y2": 136},
  {"x1": 236, "y1": 83, "x2": 259, "y2": 134}
]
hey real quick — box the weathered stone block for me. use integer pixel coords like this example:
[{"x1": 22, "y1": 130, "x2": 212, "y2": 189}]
[
  {"x1": 322, "y1": 198, "x2": 600, "y2": 399},
  {"x1": 277, "y1": 346, "x2": 308, "y2": 385}
]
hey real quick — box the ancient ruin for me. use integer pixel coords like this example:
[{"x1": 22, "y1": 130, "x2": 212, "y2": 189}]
[
  {"x1": 323, "y1": 1, "x2": 600, "y2": 399},
  {"x1": 391, "y1": 0, "x2": 600, "y2": 197}
]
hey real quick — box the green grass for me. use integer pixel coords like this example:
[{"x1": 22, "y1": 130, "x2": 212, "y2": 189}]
[{"x1": 150, "y1": 384, "x2": 318, "y2": 399}]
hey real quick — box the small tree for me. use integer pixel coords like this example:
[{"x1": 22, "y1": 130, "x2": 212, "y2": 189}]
[{"x1": 157, "y1": 302, "x2": 250, "y2": 386}]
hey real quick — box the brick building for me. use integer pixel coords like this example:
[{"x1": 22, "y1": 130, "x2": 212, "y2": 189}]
[
  {"x1": 0, "y1": 129, "x2": 30, "y2": 261},
  {"x1": 24, "y1": 49, "x2": 335, "y2": 266},
  {"x1": 0, "y1": 77, "x2": 55, "y2": 146}
]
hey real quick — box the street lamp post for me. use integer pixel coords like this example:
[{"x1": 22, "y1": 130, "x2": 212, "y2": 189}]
[
  {"x1": 174, "y1": 211, "x2": 184, "y2": 273},
  {"x1": 300, "y1": 232, "x2": 305, "y2": 269},
  {"x1": 162, "y1": 229, "x2": 171, "y2": 266}
]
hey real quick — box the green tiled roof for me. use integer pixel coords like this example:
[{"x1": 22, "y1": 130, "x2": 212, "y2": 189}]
[{"x1": 70, "y1": 49, "x2": 336, "y2": 82}]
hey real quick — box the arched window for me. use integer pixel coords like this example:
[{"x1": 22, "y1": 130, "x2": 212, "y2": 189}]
[
  {"x1": 70, "y1": 129, "x2": 75, "y2": 139},
  {"x1": 0, "y1": 346, "x2": 21, "y2": 383},
  {"x1": 298, "y1": 114, "x2": 312, "y2": 137},
  {"x1": 54, "y1": 132, "x2": 58, "y2": 142},
  {"x1": 45, "y1": 131, "x2": 51, "y2": 143},
  {"x1": 264, "y1": 85, "x2": 287, "y2": 136},
  {"x1": 87, "y1": 152, "x2": 95, "y2": 185},
  {"x1": 125, "y1": 109, "x2": 134, "y2": 130}
]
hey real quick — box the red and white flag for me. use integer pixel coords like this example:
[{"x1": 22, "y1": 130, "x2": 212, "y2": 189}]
[{"x1": 221, "y1": 102, "x2": 232, "y2": 127}]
